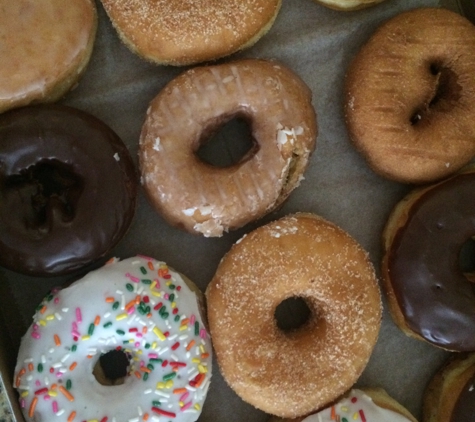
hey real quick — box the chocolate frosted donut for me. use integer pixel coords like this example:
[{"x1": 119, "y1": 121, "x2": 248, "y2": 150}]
[
  {"x1": 0, "y1": 105, "x2": 137, "y2": 276},
  {"x1": 424, "y1": 353, "x2": 475, "y2": 422},
  {"x1": 345, "y1": 8, "x2": 475, "y2": 184},
  {"x1": 382, "y1": 166, "x2": 475, "y2": 351}
]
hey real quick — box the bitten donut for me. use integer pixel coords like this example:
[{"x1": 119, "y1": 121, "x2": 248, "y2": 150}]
[
  {"x1": 311, "y1": 0, "x2": 386, "y2": 11},
  {"x1": 0, "y1": 0, "x2": 97, "y2": 114},
  {"x1": 423, "y1": 353, "x2": 475, "y2": 422},
  {"x1": 269, "y1": 388, "x2": 417, "y2": 422},
  {"x1": 100, "y1": 0, "x2": 281, "y2": 66},
  {"x1": 382, "y1": 166, "x2": 475, "y2": 351},
  {"x1": 14, "y1": 256, "x2": 213, "y2": 422},
  {"x1": 345, "y1": 8, "x2": 475, "y2": 184},
  {"x1": 206, "y1": 213, "x2": 381, "y2": 417},
  {"x1": 0, "y1": 105, "x2": 137, "y2": 276},
  {"x1": 139, "y1": 59, "x2": 317, "y2": 237}
]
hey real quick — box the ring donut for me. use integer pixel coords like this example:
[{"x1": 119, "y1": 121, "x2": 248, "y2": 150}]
[
  {"x1": 206, "y1": 213, "x2": 381, "y2": 417},
  {"x1": 423, "y1": 353, "x2": 475, "y2": 422},
  {"x1": 0, "y1": 0, "x2": 97, "y2": 113},
  {"x1": 0, "y1": 105, "x2": 137, "y2": 276},
  {"x1": 310, "y1": 0, "x2": 387, "y2": 12},
  {"x1": 382, "y1": 166, "x2": 475, "y2": 351},
  {"x1": 14, "y1": 256, "x2": 213, "y2": 422},
  {"x1": 100, "y1": 0, "x2": 281, "y2": 66},
  {"x1": 269, "y1": 388, "x2": 417, "y2": 422},
  {"x1": 345, "y1": 8, "x2": 475, "y2": 184},
  {"x1": 139, "y1": 59, "x2": 317, "y2": 237}
]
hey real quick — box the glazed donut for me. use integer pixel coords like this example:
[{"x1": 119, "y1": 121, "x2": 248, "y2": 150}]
[
  {"x1": 0, "y1": 105, "x2": 137, "y2": 276},
  {"x1": 14, "y1": 256, "x2": 213, "y2": 422},
  {"x1": 139, "y1": 59, "x2": 317, "y2": 237},
  {"x1": 206, "y1": 213, "x2": 381, "y2": 417},
  {"x1": 100, "y1": 0, "x2": 281, "y2": 66},
  {"x1": 0, "y1": 0, "x2": 97, "y2": 114},
  {"x1": 381, "y1": 165, "x2": 475, "y2": 351},
  {"x1": 311, "y1": 0, "x2": 386, "y2": 12},
  {"x1": 345, "y1": 8, "x2": 475, "y2": 184},
  {"x1": 268, "y1": 388, "x2": 417, "y2": 422},
  {"x1": 423, "y1": 353, "x2": 475, "y2": 422}
]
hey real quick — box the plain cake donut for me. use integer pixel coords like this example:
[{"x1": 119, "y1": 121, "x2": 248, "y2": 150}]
[
  {"x1": 100, "y1": 0, "x2": 282, "y2": 66},
  {"x1": 423, "y1": 353, "x2": 475, "y2": 422},
  {"x1": 206, "y1": 213, "x2": 381, "y2": 418},
  {"x1": 0, "y1": 0, "x2": 97, "y2": 114},
  {"x1": 139, "y1": 59, "x2": 317, "y2": 237},
  {"x1": 13, "y1": 256, "x2": 213, "y2": 422},
  {"x1": 0, "y1": 105, "x2": 137, "y2": 276},
  {"x1": 345, "y1": 8, "x2": 475, "y2": 184},
  {"x1": 381, "y1": 166, "x2": 475, "y2": 351}
]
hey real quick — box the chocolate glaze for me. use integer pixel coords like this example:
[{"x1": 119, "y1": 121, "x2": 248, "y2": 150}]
[
  {"x1": 451, "y1": 372, "x2": 475, "y2": 421},
  {"x1": 0, "y1": 105, "x2": 137, "y2": 276},
  {"x1": 387, "y1": 171, "x2": 475, "y2": 351}
]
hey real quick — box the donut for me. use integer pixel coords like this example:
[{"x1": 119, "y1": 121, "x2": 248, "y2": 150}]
[
  {"x1": 310, "y1": 0, "x2": 386, "y2": 12},
  {"x1": 13, "y1": 256, "x2": 213, "y2": 422},
  {"x1": 344, "y1": 8, "x2": 475, "y2": 184},
  {"x1": 0, "y1": 105, "x2": 137, "y2": 277},
  {"x1": 381, "y1": 165, "x2": 475, "y2": 351},
  {"x1": 423, "y1": 353, "x2": 475, "y2": 422},
  {"x1": 139, "y1": 59, "x2": 317, "y2": 237},
  {"x1": 206, "y1": 213, "x2": 381, "y2": 417},
  {"x1": 268, "y1": 388, "x2": 417, "y2": 422},
  {"x1": 99, "y1": 0, "x2": 281, "y2": 66},
  {"x1": 0, "y1": 0, "x2": 97, "y2": 114}
]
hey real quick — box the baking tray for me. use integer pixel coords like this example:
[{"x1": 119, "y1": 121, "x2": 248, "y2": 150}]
[{"x1": 0, "y1": 0, "x2": 473, "y2": 421}]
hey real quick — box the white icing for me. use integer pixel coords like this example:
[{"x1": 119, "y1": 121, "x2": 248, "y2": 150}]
[
  {"x1": 14, "y1": 257, "x2": 212, "y2": 422},
  {"x1": 302, "y1": 390, "x2": 411, "y2": 422}
]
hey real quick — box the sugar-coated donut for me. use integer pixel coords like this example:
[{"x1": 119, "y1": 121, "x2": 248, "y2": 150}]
[
  {"x1": 0, "y1": 0, "x2": 97, "y2": 114},
  {"x1": 382, "y1": 165, "x2": 475, "y2": 351},
  {"x1": 100, "y1": 0, "x2": 281, "y2": 66},
  {"x1": 345, "y1": 8, "x2": 475, "y2": 184},
  {"x1": 206, "y1": 213, "x2": 381, "y2": 417},
  {"x1": 14, "y1": 256, "x2": 213, "y2": 422},
  {"x1": 311, "y1": 0, "x2": 386, "y2": 12},
  {"x1": 0, "y1": 105, "x2": 137, "y2": 276},
  {"x1": 423, "y1": 353, "x2": 475, "y2": 422},
  {"x1": 139, "y1": 59, "x2": 317, "y2": 237},
  {"x1": 268, "y1": 388, "x2": 417, "y2": 422}
]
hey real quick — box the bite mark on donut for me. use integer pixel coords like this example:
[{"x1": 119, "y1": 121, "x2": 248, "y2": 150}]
[{"x1": 2, "y1": 159, "x2": 84, "y2": 233}]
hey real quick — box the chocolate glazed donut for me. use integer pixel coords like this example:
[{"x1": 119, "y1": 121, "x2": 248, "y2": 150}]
[
  {"x1": 382, "y1": 167, "x2": 475, "y2": 351},
  {"x1": 0, "y1": 105, "x2": 137, "y2": 277}
]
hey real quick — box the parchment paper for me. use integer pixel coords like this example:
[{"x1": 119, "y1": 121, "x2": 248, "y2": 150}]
[{"x1": 1, "y1": 0, "x2": 466, "y2": 420}]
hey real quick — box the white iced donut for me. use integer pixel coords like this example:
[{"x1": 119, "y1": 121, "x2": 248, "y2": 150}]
[{"x1": 14, "y1": 256, "x2": 212, "y2": 422}]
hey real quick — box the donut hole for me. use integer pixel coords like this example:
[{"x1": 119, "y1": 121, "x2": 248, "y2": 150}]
[
  {"x1": 3, "y1": 159, "x2": 83, "y2": 229},
  {"x1": 410, "y1": 63, "x2": 462, "y2": 126},
  {"x1": 459, "y1": 237, "x2": 475, "y2": 284},
  {"x1": 195, "y1": 114, "x2": 258, "y2": 167},
  {"x1": 274, "y1": 296, "x2": 312, "y2": 332},
  {"x1": 93, "y1": 349, "x2": 131, "y2": 386}
]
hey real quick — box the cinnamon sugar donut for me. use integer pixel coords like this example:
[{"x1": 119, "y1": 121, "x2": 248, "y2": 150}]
[
  {"x1": 0, "y1": 0, "x2": 97, "y2": 114},
  {"x1": 423, "y1": 353, "x2": 475, "y2": 422},
  {"x1": 139, "y1": 59, "x2": 317, "y2": 237},
  {"x1": 206, "y1": 213, "x2": 381, "y2": 418},
  {"x1": 345, "y1": 8, "x2": 475, "y2": 184},
  {"x1": 100, "y1": 0, "x2": 282, "y2": 66}
]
